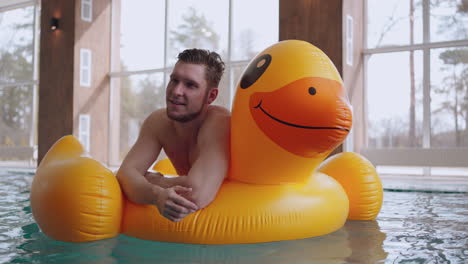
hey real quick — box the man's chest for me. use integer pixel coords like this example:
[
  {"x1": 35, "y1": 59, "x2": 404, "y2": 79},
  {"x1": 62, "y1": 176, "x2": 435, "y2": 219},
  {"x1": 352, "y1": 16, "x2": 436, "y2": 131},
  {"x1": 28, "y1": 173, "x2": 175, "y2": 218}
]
[{"x1": 162, "y1": 142, "x2": 200, "y2": 176}]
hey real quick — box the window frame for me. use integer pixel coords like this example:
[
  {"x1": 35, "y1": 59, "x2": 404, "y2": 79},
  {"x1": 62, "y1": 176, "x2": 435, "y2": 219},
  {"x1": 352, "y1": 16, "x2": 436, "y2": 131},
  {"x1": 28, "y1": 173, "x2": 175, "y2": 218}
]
[
  {"x1": 81, "y1": 0, "x2": 92, "y2": 22},
  {"x1": 107, "y1": 0, "x2": 278, "y2": 165},
  {"x1": 0, "y1": 0, "x2": 40, "y2": 155},
  {"x1": 80, "y1": 48, "x2": 92, "y2": 87},
  {"x1": 362, "y1": 0, "x2": 468, "y2": 167}
]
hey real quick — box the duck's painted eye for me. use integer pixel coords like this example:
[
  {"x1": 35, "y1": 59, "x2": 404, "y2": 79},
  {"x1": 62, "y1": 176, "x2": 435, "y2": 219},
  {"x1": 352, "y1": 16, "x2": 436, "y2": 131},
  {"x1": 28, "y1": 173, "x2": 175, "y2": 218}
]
[
  {"x1": 240, "y1": 54, "x2": 272, "y2": 89},
  {"x1": 308, "y1": 87, "x2": 316, "y2": 95}
]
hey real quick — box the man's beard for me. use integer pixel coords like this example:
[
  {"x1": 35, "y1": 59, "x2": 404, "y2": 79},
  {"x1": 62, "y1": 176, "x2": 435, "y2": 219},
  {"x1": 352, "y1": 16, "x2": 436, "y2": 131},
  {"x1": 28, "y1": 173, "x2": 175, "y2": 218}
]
[
  {"x1": 167, "y1": 106, "x2": 203, "y2": 123},
  {"x1": 167, "y1": 92, "x2": 209, "y2": 123}
]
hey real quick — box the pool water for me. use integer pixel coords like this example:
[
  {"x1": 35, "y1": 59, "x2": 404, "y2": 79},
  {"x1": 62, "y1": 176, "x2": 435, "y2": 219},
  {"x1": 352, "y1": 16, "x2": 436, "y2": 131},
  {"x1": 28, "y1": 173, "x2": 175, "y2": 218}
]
[{"x1": 1, "y1": 169, "x2": 467, "y2": 263}]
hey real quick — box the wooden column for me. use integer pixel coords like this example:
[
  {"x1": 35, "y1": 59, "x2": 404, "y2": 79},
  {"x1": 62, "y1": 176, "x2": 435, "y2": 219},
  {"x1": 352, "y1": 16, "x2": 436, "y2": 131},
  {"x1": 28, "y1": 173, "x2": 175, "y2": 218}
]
[
  {"x1": 38, "y1": 0, "x2": 76, "y2": 163},
  {"x1": 279, "y1": 0, "x2": 343, "y2": 75},
  {"x1": 38, "y1": 0, "x2": 112, "y2": 164},
  {"x1": 279, "y1": 0, "x2": 365, "y2": 154}
]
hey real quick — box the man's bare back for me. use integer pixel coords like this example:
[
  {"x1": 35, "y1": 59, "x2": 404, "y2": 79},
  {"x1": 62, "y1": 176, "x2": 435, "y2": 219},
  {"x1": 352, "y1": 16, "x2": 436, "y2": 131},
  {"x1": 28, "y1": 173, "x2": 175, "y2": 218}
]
[{"x1": 116, "y1": 49, "x2": 229, "y2": 222}]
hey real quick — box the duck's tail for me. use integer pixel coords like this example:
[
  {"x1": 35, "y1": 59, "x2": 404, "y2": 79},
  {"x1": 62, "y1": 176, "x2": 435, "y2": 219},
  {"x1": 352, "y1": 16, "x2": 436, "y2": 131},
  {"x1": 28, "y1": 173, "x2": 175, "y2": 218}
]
[
  {"x1": 318, "y1": 152, "x2": 383, "y2": 220},
  {"x1": 30, "y1": 135, "x2": 123, "y2": 242}
]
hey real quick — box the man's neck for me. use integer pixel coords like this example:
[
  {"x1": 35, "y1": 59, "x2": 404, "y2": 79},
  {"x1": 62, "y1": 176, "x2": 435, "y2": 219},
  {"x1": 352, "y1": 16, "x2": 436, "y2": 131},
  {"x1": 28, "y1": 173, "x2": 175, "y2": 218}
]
[{"x1": 171, "y1": 106, "x2": 209, "y2": 141}]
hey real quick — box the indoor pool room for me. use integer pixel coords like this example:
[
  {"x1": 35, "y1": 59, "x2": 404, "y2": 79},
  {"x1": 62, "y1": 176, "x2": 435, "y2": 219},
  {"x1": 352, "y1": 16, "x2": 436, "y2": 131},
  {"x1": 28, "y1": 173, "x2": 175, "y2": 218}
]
[{"x1": 1, "y1": 0, "x2": 467, "y2": 263}]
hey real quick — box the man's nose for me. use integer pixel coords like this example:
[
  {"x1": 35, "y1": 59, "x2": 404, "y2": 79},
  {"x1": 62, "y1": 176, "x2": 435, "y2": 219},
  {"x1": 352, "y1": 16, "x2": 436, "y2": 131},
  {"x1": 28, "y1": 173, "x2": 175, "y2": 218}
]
[{"x1": 171, "y1": 83, "x2": 184, "y2": 96}]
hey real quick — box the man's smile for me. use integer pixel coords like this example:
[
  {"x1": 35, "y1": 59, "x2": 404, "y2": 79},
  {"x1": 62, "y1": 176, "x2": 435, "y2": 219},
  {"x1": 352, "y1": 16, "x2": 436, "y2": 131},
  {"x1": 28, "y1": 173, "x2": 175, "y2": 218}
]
[{"x1": 168, "y1": 99, "x2": 187, "y2": 106}]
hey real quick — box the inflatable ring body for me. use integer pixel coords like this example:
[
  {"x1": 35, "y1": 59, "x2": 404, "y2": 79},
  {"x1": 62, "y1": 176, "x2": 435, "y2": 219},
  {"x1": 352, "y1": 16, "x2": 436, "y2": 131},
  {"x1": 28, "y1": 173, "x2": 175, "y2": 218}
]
[
  {"x1": 122, "y1": 172, "x2": 348, "y2": 244},
  {"x1": 31, "y1": 40, "x2": 383, "y2": 244}
]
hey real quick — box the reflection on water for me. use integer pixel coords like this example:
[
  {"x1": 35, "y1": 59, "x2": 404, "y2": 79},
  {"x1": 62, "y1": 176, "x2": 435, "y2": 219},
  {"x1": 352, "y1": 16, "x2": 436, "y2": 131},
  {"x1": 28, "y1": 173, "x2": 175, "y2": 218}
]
[
  {"x1": 13, "y1": 223, "x2": 377, "y2": 264},
  {"x1": 0, "y1": 169, "x2": 467, "y2": 263},
  {"x1": 343, "y1": 221, "x2": 388, "y2": 263}
]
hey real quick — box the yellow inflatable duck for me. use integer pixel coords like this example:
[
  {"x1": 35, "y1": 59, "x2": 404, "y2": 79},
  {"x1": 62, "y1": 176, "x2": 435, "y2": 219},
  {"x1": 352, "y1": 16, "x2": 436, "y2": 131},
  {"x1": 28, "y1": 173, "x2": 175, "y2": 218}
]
[{"x1": 30, "y1": 40, "x2": 383, "y2": 244}]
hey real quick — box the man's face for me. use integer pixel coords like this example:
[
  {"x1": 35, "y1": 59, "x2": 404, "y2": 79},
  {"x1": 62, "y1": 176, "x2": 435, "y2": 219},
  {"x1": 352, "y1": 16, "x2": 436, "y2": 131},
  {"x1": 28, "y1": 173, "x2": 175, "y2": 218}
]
[{"x1": 166, "y1": 62, "x2": 213, "y2": 122}]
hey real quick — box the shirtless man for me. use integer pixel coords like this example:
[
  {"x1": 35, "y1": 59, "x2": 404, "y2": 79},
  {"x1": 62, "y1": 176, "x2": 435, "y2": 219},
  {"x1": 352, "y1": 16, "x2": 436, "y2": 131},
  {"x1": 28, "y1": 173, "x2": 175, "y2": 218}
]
[{"x1": 116, "y1": 49, "x2": 230, "y2": 222}]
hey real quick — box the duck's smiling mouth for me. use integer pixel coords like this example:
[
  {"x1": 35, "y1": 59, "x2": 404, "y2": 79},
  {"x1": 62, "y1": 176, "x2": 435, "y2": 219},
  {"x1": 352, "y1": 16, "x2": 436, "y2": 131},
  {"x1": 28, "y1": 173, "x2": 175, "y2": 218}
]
[{"x1": 254, "y1": 100, "x2": 350, "y2": 131}]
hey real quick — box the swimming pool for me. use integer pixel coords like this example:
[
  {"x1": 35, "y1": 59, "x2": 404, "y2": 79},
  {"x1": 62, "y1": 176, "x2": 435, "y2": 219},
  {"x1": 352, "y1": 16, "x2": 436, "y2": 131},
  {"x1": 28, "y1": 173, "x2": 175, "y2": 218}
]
[{"x1": 1, "y1": 168, "x2": 467, "y2": 263}]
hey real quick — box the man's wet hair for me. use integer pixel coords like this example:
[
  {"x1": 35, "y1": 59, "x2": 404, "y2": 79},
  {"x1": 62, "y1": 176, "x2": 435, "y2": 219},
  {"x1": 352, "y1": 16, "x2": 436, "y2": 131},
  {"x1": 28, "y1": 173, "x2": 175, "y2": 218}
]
[{"x1": 177, "y1": 49, "x2": 225, "y2": 88}]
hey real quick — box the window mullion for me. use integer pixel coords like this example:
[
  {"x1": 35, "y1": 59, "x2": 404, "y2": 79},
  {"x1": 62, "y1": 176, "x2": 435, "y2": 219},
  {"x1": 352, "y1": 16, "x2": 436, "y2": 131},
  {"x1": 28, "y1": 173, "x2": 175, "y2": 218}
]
[
  {"x1": 163, "y1": 0, "x2": 169, "y2": 88},
  {"x1": 363, "y1": 0, "x2": 369, "y2": 148},
  {"x1": 30, "y1": 1, "x2": 40, "y2": 148},
  {"x1": 228, "y1": 0, "x2": 233, "y2": 109},
  {"x1": 422, "y1": 0, "x2": 430, "y2": 149}
]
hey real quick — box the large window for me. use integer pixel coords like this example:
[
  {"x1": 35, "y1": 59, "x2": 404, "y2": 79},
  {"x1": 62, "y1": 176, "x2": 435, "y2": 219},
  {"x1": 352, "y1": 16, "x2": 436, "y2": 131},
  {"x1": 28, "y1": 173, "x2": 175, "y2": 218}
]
[
  {"x1": 364, "y1": 0, "x2": 468, "y2": 171},
  {"x1": 0, "y1": 1, "x2": 40, "y2": 167},
  {"x1": 110, "y1": 0, "x2": 278, "y2": 164}
]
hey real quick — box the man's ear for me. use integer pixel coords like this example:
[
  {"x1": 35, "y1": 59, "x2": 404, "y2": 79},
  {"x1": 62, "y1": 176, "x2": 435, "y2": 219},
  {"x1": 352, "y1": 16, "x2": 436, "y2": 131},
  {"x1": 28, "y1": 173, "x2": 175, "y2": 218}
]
[{"x1": 206, "y1": 88, "x2": 218, "y2": 104}]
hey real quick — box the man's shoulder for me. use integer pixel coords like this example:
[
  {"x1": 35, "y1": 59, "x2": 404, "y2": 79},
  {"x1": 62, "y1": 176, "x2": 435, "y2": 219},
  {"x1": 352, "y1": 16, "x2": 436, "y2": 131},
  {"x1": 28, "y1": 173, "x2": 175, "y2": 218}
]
[
  {"x1": 200, "y1": 106, "x2": 230, "y2": 137},
  {"x1": 206, "y1": 105, "x2": 231, "y2": 119},
  {"x1": 205, "y1": 105, "x2": 231, "y2": 126},
  {"x1": 141, "y1": 108, "x2": 169, "y2": 132},
  {"x1": 145, "y1": 108, "x2": 168, "y2": 123}
]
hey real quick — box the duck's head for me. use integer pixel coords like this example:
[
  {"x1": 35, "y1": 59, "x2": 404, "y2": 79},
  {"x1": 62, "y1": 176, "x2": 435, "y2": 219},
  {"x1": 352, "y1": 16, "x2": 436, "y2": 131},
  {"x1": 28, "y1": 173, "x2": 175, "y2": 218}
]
[{"x1": 232, "y1": 40, "x2": 352, "y2": 158}]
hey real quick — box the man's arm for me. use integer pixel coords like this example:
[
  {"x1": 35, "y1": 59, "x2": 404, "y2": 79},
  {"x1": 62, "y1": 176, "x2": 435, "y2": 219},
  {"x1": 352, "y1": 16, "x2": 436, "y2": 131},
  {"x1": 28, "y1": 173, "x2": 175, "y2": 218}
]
[
  {"x1": 144, "y1": 172, "x2": 192, "y2": 189},
  {"x1": 116, "y1": 111, "x2": 164, "y2": 204},
  {"x1": 116, "y1": 110, "x2": 198, "y2": 221},
  {"x1": 185, "y1": 112, "x2": 231, "y2": 209}
]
